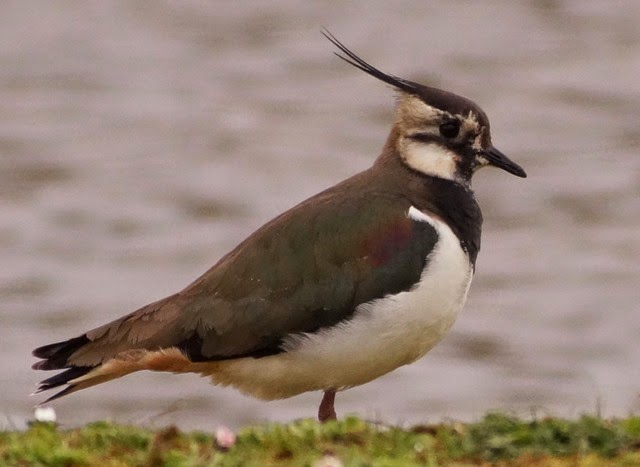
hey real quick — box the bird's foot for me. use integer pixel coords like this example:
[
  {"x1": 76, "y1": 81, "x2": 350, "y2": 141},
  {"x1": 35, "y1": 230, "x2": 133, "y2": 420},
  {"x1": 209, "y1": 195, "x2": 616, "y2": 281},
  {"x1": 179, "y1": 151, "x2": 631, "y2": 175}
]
[{"x1": 318, "y1": 390, "x2": 337, "y2": 423}]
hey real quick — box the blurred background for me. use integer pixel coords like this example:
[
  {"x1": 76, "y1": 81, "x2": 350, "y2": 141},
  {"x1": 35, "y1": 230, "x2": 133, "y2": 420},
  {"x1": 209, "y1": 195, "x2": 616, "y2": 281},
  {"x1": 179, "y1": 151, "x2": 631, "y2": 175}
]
[{"x1": 1, "y1": 0, "x2": 639, "y2": 431}]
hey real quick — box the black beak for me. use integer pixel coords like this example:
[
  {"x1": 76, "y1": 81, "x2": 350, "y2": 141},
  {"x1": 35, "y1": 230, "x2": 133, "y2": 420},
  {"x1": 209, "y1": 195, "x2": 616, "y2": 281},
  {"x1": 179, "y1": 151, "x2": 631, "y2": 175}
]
[{"x1": 480, "y1": 146, "x2": 527, "y2": 178}]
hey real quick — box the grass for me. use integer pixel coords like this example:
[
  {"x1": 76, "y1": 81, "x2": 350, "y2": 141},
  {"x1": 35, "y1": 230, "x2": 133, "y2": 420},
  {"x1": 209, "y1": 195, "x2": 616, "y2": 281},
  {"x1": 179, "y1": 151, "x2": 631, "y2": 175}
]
[{"x1": 2, "y1": 413, "x2": 640, "y2": 466}]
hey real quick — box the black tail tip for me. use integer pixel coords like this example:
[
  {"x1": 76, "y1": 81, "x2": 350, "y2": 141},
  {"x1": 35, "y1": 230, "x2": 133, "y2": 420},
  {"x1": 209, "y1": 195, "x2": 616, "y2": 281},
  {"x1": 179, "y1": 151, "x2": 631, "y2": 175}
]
[
  {"x1": 33, "y1": 335, "x2": 90, "y2": 359},
  {"x1": 32, "y1": 334, "x2": 91, "y2": 371}
]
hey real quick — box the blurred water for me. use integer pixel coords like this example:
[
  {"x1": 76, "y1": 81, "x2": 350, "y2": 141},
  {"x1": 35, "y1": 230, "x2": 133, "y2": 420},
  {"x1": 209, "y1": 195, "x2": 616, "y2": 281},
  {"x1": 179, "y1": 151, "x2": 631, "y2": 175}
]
[{"x1": 1, "y1": 0, "x2": 639, "y2": 430}]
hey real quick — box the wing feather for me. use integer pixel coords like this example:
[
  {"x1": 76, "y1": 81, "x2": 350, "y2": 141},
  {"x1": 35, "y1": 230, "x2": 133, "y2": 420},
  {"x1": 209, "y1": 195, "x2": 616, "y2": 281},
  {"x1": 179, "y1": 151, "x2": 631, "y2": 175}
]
[{"x1": 33, "y1": 175, "x2": 439, "y2": 375}]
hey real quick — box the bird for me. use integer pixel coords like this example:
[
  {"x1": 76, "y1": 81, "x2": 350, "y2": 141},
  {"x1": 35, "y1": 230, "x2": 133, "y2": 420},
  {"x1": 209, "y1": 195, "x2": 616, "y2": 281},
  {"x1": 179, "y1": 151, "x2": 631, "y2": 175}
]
[{"x1": 32, "y1": 30, "x2": 526, "y2": 423}]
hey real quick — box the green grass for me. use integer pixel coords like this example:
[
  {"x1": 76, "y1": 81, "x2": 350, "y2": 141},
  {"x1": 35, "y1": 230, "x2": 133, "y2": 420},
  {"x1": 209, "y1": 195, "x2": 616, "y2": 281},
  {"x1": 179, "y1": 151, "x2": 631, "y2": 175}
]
[{"x1": 2, "y1": 413, "x2": 640, "y2": 466}]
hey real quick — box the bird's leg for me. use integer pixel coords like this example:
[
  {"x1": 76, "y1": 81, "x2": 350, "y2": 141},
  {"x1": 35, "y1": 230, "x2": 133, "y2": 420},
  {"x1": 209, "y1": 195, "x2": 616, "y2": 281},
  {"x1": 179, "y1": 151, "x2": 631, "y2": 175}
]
[{"x1": 318, "y1": 390, "x2": 337, "y2": 423}]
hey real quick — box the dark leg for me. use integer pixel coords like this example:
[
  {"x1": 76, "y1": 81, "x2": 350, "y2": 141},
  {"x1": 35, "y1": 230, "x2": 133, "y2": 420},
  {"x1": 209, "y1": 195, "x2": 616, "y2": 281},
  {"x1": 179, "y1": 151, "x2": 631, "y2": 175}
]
[{"x1": 318, "y1": 390, "x2": 337, "y2": 422}]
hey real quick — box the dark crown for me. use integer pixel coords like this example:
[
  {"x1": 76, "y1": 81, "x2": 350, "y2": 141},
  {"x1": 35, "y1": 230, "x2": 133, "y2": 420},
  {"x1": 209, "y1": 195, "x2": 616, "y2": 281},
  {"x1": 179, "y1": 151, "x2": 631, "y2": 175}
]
[{"x1": 322, "y1": 29, "x2": 490, "y2": 131}]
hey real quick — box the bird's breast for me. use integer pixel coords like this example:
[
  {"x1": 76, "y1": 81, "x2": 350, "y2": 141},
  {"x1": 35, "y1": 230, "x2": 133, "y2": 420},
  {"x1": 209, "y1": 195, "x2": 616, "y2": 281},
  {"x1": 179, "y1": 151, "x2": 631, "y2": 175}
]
[
  {"x1": 319, "y1": 206, "x2": 474, "y2": 374},
  {"x1": 206, "y1": 207, "x2": 473, "y2": 400}
]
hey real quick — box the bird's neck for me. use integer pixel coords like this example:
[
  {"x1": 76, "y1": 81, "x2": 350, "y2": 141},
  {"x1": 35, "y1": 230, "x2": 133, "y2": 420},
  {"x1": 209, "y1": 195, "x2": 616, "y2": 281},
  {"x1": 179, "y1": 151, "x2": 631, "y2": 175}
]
[{"x1": 374, "y1": 133, "x2": 483, "y2": 266}]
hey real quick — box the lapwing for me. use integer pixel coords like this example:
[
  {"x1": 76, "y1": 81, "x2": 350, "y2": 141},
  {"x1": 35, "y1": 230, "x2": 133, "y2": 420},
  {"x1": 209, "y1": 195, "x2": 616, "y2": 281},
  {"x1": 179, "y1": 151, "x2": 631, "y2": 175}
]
[{"x1": 32, "y1": 31, "x2": 526, "y2": 423}]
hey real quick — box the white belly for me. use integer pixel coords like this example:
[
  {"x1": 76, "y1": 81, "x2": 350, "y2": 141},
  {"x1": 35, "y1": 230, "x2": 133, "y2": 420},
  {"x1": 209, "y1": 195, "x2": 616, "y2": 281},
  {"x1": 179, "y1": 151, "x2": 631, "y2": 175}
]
[{"x1": 207, "y1": 207, "x2": 473, "y2": 400}]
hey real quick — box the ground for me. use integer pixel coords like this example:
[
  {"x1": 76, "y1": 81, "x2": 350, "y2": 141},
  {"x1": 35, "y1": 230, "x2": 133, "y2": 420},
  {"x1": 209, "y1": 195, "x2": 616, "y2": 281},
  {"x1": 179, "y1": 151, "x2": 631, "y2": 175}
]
[{"x1": 2, "y1": 413, "x2": 640, "y2": 466}]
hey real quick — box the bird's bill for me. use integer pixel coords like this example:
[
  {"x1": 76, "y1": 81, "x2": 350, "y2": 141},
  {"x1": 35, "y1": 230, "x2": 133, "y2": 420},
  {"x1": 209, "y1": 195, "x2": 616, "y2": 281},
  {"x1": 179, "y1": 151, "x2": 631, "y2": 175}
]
[{"x1": 480, "y1": 146, "x2": 527, "y2": 178}]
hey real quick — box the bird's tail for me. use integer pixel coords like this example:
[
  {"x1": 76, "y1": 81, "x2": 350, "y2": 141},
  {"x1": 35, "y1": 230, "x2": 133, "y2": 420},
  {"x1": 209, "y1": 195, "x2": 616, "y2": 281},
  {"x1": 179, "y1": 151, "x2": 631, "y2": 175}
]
[
  {"x1": 32, "y1": 335, "x2": 101, "y2": 403},
  {"x1": 33, "y1": 334, "x2": 195, "y2": 404},
  {"x1": 33, "y1": 347, "x2": 186, "y2": 404},
  {"x1": 32, "y1": 294, "x2": 198, "y2": 403}
]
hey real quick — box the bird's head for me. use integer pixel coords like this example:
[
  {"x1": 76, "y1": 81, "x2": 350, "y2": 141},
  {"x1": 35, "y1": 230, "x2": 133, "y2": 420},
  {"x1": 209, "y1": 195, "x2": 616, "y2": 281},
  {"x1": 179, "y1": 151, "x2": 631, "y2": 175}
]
[{"x1": 324, "y1": 31, "x2": 527, "y2": 185}]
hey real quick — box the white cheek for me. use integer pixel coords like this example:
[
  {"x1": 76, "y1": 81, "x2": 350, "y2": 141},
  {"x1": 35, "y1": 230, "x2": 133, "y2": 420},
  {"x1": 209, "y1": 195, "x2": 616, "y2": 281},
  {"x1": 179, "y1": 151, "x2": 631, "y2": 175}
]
[
  {"x1": 473, "y1": 154, "x2": 489, "y2": 171},
  {"x1": 471, "y1": 137, "x2": 483, "y2": 152},
  {"x1": 402, "y1": 140, "x2": 458, "y2": 180}
]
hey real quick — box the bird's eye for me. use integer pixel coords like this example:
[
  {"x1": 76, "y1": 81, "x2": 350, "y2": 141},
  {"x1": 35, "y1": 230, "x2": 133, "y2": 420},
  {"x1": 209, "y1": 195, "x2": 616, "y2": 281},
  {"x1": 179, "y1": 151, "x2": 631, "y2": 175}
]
[{"x1": 439, "y1": 120, "x2": 460, "y2": 139}]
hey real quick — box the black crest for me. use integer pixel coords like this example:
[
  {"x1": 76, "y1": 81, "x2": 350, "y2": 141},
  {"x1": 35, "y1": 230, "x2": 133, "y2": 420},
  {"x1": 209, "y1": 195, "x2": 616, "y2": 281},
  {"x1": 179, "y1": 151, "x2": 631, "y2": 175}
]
[
  {"x1": 322, "y1": 29, "x2": 488, "y2": 123},
  {"x1": 322, "y1": 29, "x2": 420, "y2": 94}
]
